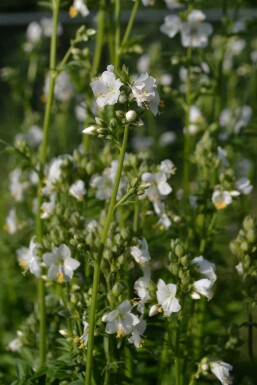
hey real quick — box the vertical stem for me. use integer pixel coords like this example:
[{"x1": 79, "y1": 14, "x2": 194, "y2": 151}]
[
  {"x1": 248, "y1": 308, "x2": 254, "y2": 359},
  {"x1": 114, "y1": 0, "x2": 121, "y2": 69},
  {"x1": 183, "y1": 46, "x2": 192, "y2": 202},
  {"x1": 91, "y1": 0, "x2": 106, "y2": 77},
  {"x1": 36, "y1": 0, "x2": 60, "y2": 367},
  {"x1": 121, "y1": 0, "x2": 140, "y2": 47},
  {"x1": 85, "y1": 124, "x2": 130, "y2": 385},
  {"x1": 175, "y1": 322, "x2": 181, "y2": 385}
]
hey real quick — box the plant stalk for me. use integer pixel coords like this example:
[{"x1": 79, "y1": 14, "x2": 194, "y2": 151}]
[
  {"x1": 85, "y1": 124, "x2": 130, "y2": 385},
  {"x1": 36, "y1": 0, "x2": 60, "y2": 367}
]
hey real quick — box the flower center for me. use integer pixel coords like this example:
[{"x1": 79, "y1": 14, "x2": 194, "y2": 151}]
[{"x1": 56, "y1": 271, "x2": 64, "y2": 283}]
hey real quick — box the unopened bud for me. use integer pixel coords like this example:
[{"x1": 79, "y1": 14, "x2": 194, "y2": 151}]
[{"x1": 125, "y1": 110, "x2": 137, "y2": 122}]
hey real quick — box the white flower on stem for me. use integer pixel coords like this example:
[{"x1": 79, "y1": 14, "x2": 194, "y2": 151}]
[
  {"x1": 40, "y1": 18, "x2": 63, "y2": 37},
  {"x1": 82, "y1": 125, "x2": 98, "y2": 136},
  {"x1": 5, "y1": 209, "x2": 17, "y2": 234},
  {"x1": 69, "y1": 0, "x2": 90, "y2": 18},
  {"x1": 43, "y1": 244, "x2": 80, "y2": 283},
  {"x1": 142, "y1": 171, "x2": 172, "y2": 202},
  {"x1": 160, "y1": 159, "x2": 176, "y2": 177},
  {"x1": 90, "y1": 160, "x2": 126, "y2": 200},
  {"x1": 156, "y1": 279, "x2": 181, "y2": 316},
  {"x1": 8, "y1": 331, "x2": 24, "y2": 352},
  {"x1": 79, "y1": 320, "x2": 89, "y2": 348},
  {"x1": 210, "y1": 361, "x2": 233, "y2": 385},
  {"x1": 192, "y1": 256, "x2": 217, "y2": 282},
  {"x1": 90, "y1": 65, "x2": 123, "y2": 108},
  {"x1": 69, "y1": 179, "x2": 87, "y2": 201},
  {"x1": 130, "y1": 238, "x2": 151, "y2": 265},
  {"x1": 131, "y1": 73, "x2": 160, "y2": 115},
  {"x1": 15, "y1": 125, "x2": 43, "y2": 147},
  {"x1": 212, "y1": 190, "x2": 233, "y2": 209},
  {"x1": 160, "y1": 15, "x2": 182, "y2": 38},
  {"x1": 164, "y1": 0, "x2": 182, "y2": 8},
  {"x1": 128, "y1": 318, "x2": 147, "y2": 348},
  {"x1": 154, "y1": 201, "x2": 171, "y2": 230},
  {"x1": 187, "y1": 105, "x2": 202, "y2": 135},
  {"x1": 134, "y1": 265, "x2": 151, "y2": 313},
  {"x1": 159, "y1": 131, "x2": 176, "y2": 147},
  {"x1": 181, "y1": 10, "x2": 213, "y2": 48},
  {"x1": 102, "y1": 300, "x2": 139, "y2": 338},
  {"x1": 192, "y1": 278, "x2": 214, "y2": 300},
  {"x1": 140, "y1": 0, "x2": 155, "y2": 6},
  {"x1": 9, "y1": 168, "x2": 29, "y2": 202},
  {"x1": 235, "y1": 177, "x2": 253, "y2": 195},
  {"x1": 41, "y1": 195, "x2": 56, "y2": 219},
  {"x1": 26, "y1": 21, "x2": 42, "y2": 43},
  {"x1": 17, "y1": 237, "x2": 41, "y2": 277}
]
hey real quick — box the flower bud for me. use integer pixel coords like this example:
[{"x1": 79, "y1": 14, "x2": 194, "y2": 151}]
[
  {"x1": 125, "y1": 110, "x2": 137, "y2": 122},
  {"x1": 112, "y1": 281, "x2": 126, "y2": 297},
  {"x1": 243, "y1": 216, "x2": 255, "y2": 231}
]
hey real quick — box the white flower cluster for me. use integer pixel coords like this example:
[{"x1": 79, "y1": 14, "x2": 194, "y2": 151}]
[
  {"x1": 87, "y1": 65, "x2": 160, "y2": 120},
  {"x1": 160, "y1": 10, "x2": 213, "y2": 48}
]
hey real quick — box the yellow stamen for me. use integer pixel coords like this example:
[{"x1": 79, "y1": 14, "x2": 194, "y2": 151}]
[
  {"x1": 19, "y1": 260, "x2": 29, "y2": 270},
  {"x1": 73, "y1": 337, "x2": 80, "y2": 344},
  {"x1": 56, "y1": 272, "x2": 64, "y2": 283},
  {"x1": 158, "y1": 306, "x2": 163, "y2": 313},
  {"x1": 159, "y1": 100, "x2": 165, "y2": 108},
  {"x1": 78, "y1": 342, "x2": 85, "y2": 349},
  {"x1": 116, "y1": 328, "x2": 125, "y2": 338},
  {"x1": 214, "y1": 201, "x2": 227, "y2": 210},
  {"x1": 69, "y1": 6, "x2": 78, "y2": 18}
]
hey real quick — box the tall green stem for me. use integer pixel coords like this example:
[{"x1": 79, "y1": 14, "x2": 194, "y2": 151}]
[
  {"x1": 85, "y1": 124, "x2": 130, "y2": 385},
  {"x1": 91, "y1": 0, "x2": 106, "y2": 77},
  {"x1": 36, "y1": 0, "x2": 60, "y2": 367},
  {"x1": 121, "y1": 0, "x2": 140, "y2": 47},
  {"x1": 183, "y1": 46, "x2": 192, "y2": 202},
  {"x1": 114, "y1": 0, "x2": 121, "y2": 69}
]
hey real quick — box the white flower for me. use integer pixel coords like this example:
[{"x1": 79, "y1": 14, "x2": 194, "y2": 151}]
[
  {"x1": 192, "y1": 256, "x2": 217, "y2": 282},
  {"x1": 141, "y1": 0, "x2": 155, "y2": 5},
  {"x1": 235, "y1": 262, "x2": 244, "y2": 275},
  {"x1": 69, "y1": 180, "x2": 87, "y2": 201},
  {"x1": 26, "y1": 21, "x2": 42, "y2": 43},
  {"x1": 69, "y1": 0, "x2": 90, "y2": 18},
  {"x1": 90, "y1": 65, "x2": 123, "y2": 108},
  {"x1": 160, "y1": 159, "x2": 176, "y2": 176},
  {"x1": 159, "y1": 131, "x2": 176, "y2": 147},
  {"x1": 17, "y1": 237, "x2": 41, "y2": 277},
  {"x1": 192, "y1": 278, "x2": 214, "y2": 300},
  {"x1": 8, "y1": 332, "x2": 23, "y2": 352},
  {"x1": 102, "y1": 300, "x2": 139, "y2": 338},
  {"x1": 128, "y1": 318, "x2": 147, "y2": 348},
  {"x1": 156, "y1": 279, "x2": 181, "y2": 316},
  {"x1": 142, "y1": 171, "x2": 172, "y2": 201},
  {"x1": 5, "y1": 209, "x2": 17, "y2": 234},
  {"x1": 90, "y1": 160, "x2": 126, "y2": 200},
  {"x1": 160, "y1": 15, "x2": 182, "y2": 38},
  {"x1": 130, "y1": 238, "x2": 151, "y2": 265},
  {"x1": 164, "y1": 0, "x2": 182, "y2": 8},
  {"x1": 187, "y1": 105, "x2": 202, "y2": 134},
  {"x1": 210, "y1": 361, "x2": 233, "y2": 385},
  {"x1": 41, "y1": 196, "x2": 56, "y2": 219},
  {"x1": 82, "y1": 125, "x2": 98, "y2": 135},
  {"x1": 75, "y1": 102, "x2": 87, "y2": 122},
  {"x1": 149, "y1": 304, "x2": 159, "y2": 317},
  {"x1": 131, "y1": 73, "x2": 160, "y2": 115},
  {"x1": 235, "y1": 177, "x2": 253, "y2": 195},
  {"x1": 40, "y1": 18, "x2": 63, "y2": 37},
  {"x1": 43, "y1": 244, "x2": 80, "y2": 283},
  {"x1": 9, "y1": 168, "x2": 29, "y2": 202},
  {"x1": 212, "y1": 190, "x2": 233, "y2": 209},
  {"x1": 181, "y1": 10, "x2": 213, "y2": 48},
  {"x1": 79, "y1": 320, "x2": 89, "y2": 348}
]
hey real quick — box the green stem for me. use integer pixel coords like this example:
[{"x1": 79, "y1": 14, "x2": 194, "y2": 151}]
[
  {"x1": 175, "y1": 322, "x2": 181, "y2": 385},
  {"x1": 85, "y1": 124, "x2": 130, "y2": 385},
  {"x1": 91, "y1": 0, "x2": 106, "y2": 77},
  {"x1": 121, "y1": 0, "x2": 140, "y2": 47},
  {"x1": 114, "y1": 0, "x2": 121, "y2": 69},
  {"x1": 183, "y1": 46, "x2": 192, "y2": 202},
  {"x1": 36, "y1": 0, "x2": 60, "y2": 367},
  {"x1": 248, "y1": 308, "x2": 254, "y2": 359},
  {"x1": 133, "y1": 198, "x2": 139, "y2": 233}
]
